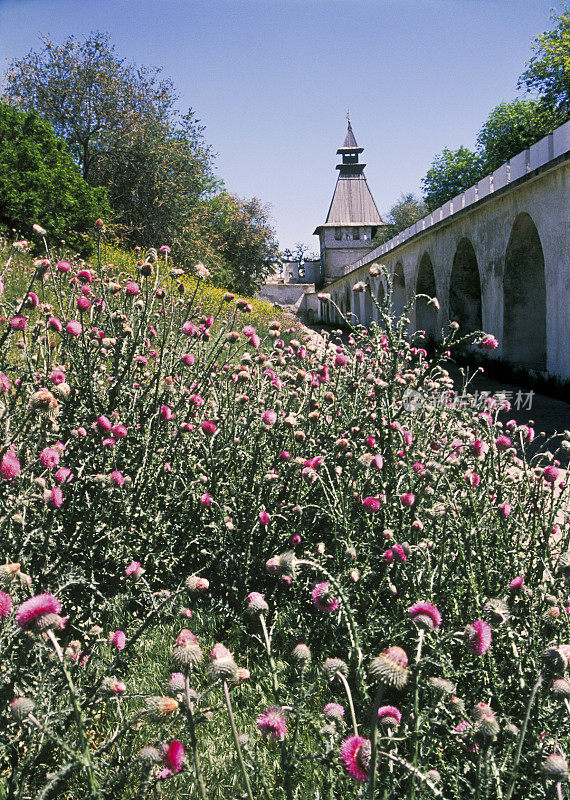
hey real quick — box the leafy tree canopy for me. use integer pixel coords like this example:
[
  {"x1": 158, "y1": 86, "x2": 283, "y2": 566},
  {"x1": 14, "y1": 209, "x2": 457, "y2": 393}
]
[
  {"x1": 421, "y1": 147, "x2": 484, "y2": 212},
  {"x1": 203, "y1": 193, "x2": 280, "y2": 296},
  {"x1": 2, "y1": 32, "x2": 175, "y2": 183},
  {"x1": 373, "y1": 193, "x2": 428, "y2": 245},
  {"x1": 519, "y1": 6, "x2": 570, "y2": 119},
  {"x1": 476, "y1": 99, "x2": 565, "y2": 173},
  {"x1": 0, "y1": 102, "x2": 109, "y2": 252}
]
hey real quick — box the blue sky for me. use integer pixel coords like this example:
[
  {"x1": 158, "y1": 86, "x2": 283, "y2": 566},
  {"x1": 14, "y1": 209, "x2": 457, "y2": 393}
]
[{"x1": 0, "y1": 0, "x2": 558, "y2": 252}]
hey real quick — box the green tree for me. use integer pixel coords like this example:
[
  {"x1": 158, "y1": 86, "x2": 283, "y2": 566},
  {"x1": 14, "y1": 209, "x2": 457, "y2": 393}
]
[
  {"x1": 204, "y1": 193, "x2": 280, "y2": 295},
  {"x1": 421, "y1": 146, "x2": 485, "y2": 212},
  {"x1": 476, "y1": 99, "x2": 564, "y2": 173},
  {"x1": 0, "y1": 102, "x2": 108, "y2": 251},
  {"x1": 2, "y1": 32, "x2": 174, "y2": 182},
  {"x1": 519, "y1": 6, "x2": 570, "y2": 119},
  {"x1": 373, "y1": 193, "x2": 428, "y2": 245}
]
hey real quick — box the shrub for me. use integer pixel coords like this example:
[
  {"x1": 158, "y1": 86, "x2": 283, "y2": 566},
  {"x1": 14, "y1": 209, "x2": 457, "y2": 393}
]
[{"x1": 0, "y1": 235, "x2": 568, "y2": 798}]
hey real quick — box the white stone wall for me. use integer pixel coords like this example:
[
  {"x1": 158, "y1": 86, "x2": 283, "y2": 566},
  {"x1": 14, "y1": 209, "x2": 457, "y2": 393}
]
[{"x1": 317, "y1": 138, "x2": 570, "y2": 380}]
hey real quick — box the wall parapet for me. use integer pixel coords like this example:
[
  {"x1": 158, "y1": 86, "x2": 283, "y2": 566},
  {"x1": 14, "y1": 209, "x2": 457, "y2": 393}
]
[{"x1": 343, "y1": 119, "x2": 570, "y2": 276}]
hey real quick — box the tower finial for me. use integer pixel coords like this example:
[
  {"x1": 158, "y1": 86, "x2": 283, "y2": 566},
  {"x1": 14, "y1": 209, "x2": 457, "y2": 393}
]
[{"x1": 346, "y1": 109, "x2": 351, "y2": 125}]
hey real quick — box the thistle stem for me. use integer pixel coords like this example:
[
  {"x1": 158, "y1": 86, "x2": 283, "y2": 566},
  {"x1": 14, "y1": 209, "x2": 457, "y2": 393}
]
[
  {"x1": 336, "y1": 671, "x2": 358, "y2": 736},
  {"x1": 368, "y1": 685, "x2": 384, "y2": 799},
  {"x1": 504, "y1": 671, "x2": 544, "y2": 800},
  {"x1": 222, "y1": 680, "x2": 255, "y2": 800}
]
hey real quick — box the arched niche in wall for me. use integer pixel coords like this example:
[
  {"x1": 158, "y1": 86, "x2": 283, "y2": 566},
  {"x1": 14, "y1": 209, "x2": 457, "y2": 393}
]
[
  {"x1": 415, "y1": 253, "x2": 439, "y2": 342},
  {"x1": 392, "y1": 262, "x2": 406, "y2": 319},
  {"x1": 449, "y1": 238, "x2": 482, "y2": 335},
  {"x1": 503, "y1": 213, "x2": 546, "y2": 370}
]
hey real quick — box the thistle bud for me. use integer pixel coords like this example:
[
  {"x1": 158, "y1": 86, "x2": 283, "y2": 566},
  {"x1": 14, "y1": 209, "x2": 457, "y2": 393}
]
[
  {"x1": 10, "y1": 697, "x2": 34, "y2": 723},
  {"x1": 137, "y1": 745, "x2": 162, "y2": 764},
  {"x1": 322, "y1": 657, "x2": 349, "y2": 682},
  {"x1": 245, "y1": 592, "x2": 269, "y2": 617},
  {"x1": 172, "y1": 629, "x2": 203, "y2": 669},
  {"x1": 145, "y1": 696, "x2": 179, "y2": 720},
  {"x1": 369, "y1": 646, "x2": 409, "y2": 690},
  {"x1": 542, "y1": 753, "x2": 569, "y2": 782},
  {"x1": 291, "y1": 643, "x2": 311, "y2": 663},
  {"x1": 208, "y1": 643, "x2": 238, "y2": 682}
]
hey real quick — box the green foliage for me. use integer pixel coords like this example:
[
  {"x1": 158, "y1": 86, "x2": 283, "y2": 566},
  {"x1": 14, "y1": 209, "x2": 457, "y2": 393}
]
[
  {"x1": 2, "y1": 32, "x2": 175, "y2": 183},
  {"x1": 421, "y1": 146, "x2": 485, "y2": 212},
  {"x1": 2, "y1": 32, "x2": 279, "y2": 290},
  {"x1": 373, "y1": 193, "x2": 428, "y2": 246},
  {"x1": 519, "y1": 5, "x2": 570, "y2": 119},
  {"x1": 202, "y1": 192, "x2": 280, "y2": 295},
  {"x1": 0, "y1": 103, "x2": 109, "y2": 252},
  {"x1": 0, "y1": 235, "x2": 569, "y2": 798},
  {"x1": 476, "y1": 99, "x2": 564, "y2": 173}
]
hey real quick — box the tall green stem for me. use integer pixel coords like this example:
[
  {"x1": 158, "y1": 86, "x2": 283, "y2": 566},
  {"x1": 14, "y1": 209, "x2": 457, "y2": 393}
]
[
  {"x1": 368, "y1": 685, "x2": 384, "y2": 799},
  {"x1": 222, "y1": 680, "x2": 255, "y2": 800},
  {"x1": 504, "y1": 671, "x2": 544, "y2": 800}
]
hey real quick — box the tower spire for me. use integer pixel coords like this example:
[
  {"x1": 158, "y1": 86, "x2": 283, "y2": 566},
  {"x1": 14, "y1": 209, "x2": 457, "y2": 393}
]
[{"x1": 313, "y1": 118, "x2": 387, "y2": 285}]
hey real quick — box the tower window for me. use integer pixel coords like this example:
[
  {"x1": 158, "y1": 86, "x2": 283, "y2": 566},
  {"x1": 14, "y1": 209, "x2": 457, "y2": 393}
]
[
  {"x1": 335, "y1": 228, "x2": 342, "y2": 240},
  {"x1": 353, "y1": 228, "x2": 360, "y2": 240}
]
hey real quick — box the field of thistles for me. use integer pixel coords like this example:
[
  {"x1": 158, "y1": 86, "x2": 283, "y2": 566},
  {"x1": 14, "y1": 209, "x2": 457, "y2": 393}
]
[{"x1": 0, "y1": 228, "x2": 569, "y2": 799}]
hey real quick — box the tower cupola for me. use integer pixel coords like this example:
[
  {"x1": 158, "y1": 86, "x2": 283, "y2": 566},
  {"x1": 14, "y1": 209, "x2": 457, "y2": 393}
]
[{"x1": 314, "y1": 117, "x2": 386, "y2": 285}]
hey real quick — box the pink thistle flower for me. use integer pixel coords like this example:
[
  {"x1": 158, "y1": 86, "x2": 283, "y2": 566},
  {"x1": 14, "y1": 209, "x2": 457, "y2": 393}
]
[
  {"x1": 77, "y1": 296, "x2": 90, "y2": 311},
  {"x1": 246, "y1": 592, "x2": 269, "y2": 615},
  {"x1": 334, "y1": 353, "x2": 348, "y2": 367},
  {"x1": 159, "y1": 245, "x2": 171, "y2": 254},
  {"x1": 23, "y1": 292, "x2": 39, "y2": 309},
  {"x1": 56, "y1": 260, "x2": 72, "y2": 272},
  {"x1": 163, "y1": 740, "x2": 185, "y2": 772},
  {"x1": 362, "y1": 496, "x2": 381, "y2": 512},
  {"x1": 280, "y1": 450, "x2": 290, "y2": 460},
  {"x1": 0, "y1": 591, "x2": 13, "y2": 619},
  {"x1": 258, "y1": 511, "x2": 270, "y2": 526},
  {"x1": 465, "y1": 472, "x2": 481, "y2": 488},
  {"x1": 66, "y1": 321, "x2": 82, "y2": 336},
  {"x1": 0, "y1": 374, "x2": 11, "y2": 394},
  {"x1": 323, "y1": 702, "x2": 345, "y2": 721},
  {"x1": 495, "y1": 436, "x2": 511, "y2": 452},
  {"x1": 392, "y1": 544, "x2": 407, "y2": 563},
  {"x1": 384, "y1": 549, "x2": 394, "y2": 564},
  {"x1": 125, "y1": 281, "x2": 140, "y2": 296},
  {"x1": 48, "y1": 316, "x2": 63, "y2": 332},
  {"x1": 262, "y1": 409, "x2": 277, "y2": 426},
  {"x1": 543, "y1": 466, "x2": 560, "y2": 484},
  {"x1": 160, "y1": 405, "x2": 174, "y2": 421},
  {"x1": 509, "y1": 575, "x2": 524, "y2": 591},
  {"x1": 1, "y1": 452, "x2": 21, "y2": 481},
  {"x1": 408, "y1": 601, "x2": 442, "y2": 631},
  {"x1": 96, "y1": 415, "x2": 112, "y2": 432},
  {"x1": 257, "y1": 707, "x2": 288, "y2": 740},
  {"x1": 125, "y1": 561, "x2": 144, "y2": 578},
  {"x1": 77, "y1": 269, "x2": 93, "y2": 283},
  {"x1": 39, "y1": 447, "x2": 60, "y2": 469},
  {"x1": 16, "y1": 592, "x2": 62, "y2": 632},
  {"x1": 201, "y1": 420, "x2": 216, "y2": 436},
  {"x1": 471, "y1": 440, "x2": 484, "y2": 457},
  {"x1": 340, "y1": 735, "x2": 370, "y2": 782},
  {"x1": 45, "y1": 487, "x2": 63, "y2": 508},
  {"x1": 311, "y1": 582, "x2": 340, "y2": 613},
  {"x1": 112, "y1": 424, "x2": 127, "y2": 439},
  {"x1": 465, "y1": 620, "x2": 492, "y2": 655},
  {"x1": 55, "y1": 467, "x2": 73, "y2": 484},
  {"x1": 520, "y1": 425, "x2": 535, "y2": 442},
  {"x1": 109, "y1": 471, "x2": 125, "y2": 486},
  {"x1": 181, "y1": 353, "x2": 195, "y2": 366},
  {"x1": 377, "y1": 705, "x2": 402, "y2": 727},
  {"x1": 400, "y1": 493, "x2": 415, "y2": 507},
  {"x1": 10, "y1": 316, "x2": 27, "y2": 330},
  {"x1": 49, "y1": 369, "x2": 65, "y2": 385},
  {"x1": 498, "y1": 501, "x2": 512, "y2": 518},
  {"x1": 479, "y1": 335, "x2": 499, "y2": 351},
  {"x1": 109, "y1": 630, "x2": 126, "y2": 650},
  {"x1": 200, "y1": 493, "x2": 211, "y2": 508}
]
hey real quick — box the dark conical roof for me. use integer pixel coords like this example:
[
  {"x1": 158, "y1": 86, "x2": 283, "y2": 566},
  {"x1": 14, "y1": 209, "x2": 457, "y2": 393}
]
[{"x1": 343, "y1": 122, "x2": 358, "y2": 149}]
